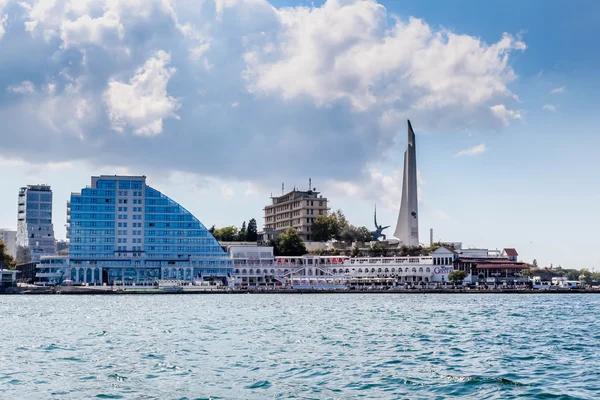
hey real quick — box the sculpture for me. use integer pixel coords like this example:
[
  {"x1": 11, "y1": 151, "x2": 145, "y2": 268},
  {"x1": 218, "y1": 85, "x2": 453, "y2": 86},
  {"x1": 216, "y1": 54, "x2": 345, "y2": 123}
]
[{"x1": 371, "y1": 205, "x2": 390, "y2": 241}]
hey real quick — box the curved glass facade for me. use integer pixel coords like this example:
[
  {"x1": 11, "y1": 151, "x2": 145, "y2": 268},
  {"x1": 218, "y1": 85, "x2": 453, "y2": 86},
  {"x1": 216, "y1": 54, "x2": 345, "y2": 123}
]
[{"x1": 67, "y1": 176, "x2": 231, "y2": 284}]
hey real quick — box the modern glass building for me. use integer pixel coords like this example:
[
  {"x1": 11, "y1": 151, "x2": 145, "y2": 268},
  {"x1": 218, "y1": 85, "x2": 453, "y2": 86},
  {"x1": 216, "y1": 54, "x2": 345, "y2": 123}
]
[
  {"x1": 67, "y1": 175, "x2": 231, "y2": 285},
  {"x1": 17, "y1": 184, "x2": 56, "y2": 262}
]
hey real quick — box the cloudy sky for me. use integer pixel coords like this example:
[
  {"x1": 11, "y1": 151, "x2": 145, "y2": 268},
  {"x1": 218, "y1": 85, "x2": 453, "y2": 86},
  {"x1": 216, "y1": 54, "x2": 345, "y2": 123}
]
[{"x1": 0, "y1": 0, "x2": 598, "y2": 269}]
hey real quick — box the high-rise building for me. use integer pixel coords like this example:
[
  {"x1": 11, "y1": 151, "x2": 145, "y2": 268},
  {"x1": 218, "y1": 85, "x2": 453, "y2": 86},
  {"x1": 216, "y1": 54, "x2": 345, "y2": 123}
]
[
  {"x1": 0, "y1": 229, "x2": 17, "y2": 259},
  {"x1": 16, "y1": 185, "x2": 56, "y2": 262},
  {"x1": 394, "y1": 120, "x2": 419, "y2": 246},
  {"x1": 67, "y1": 175, "x2": 231, "y2": 284},
  {"x1": 261, "y1": 185, "x2": 328, "y2": 242}
]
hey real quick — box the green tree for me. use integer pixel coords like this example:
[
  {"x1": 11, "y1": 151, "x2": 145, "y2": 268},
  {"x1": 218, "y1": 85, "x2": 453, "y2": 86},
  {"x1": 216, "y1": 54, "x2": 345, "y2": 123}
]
[
  {"x1": 277, "y1": 227, "x2": 308, "y2": 256},
  {"x1": 246, "y1": 218, "x2": 258, "y2": 242},
  {"x1": 312, "y1": 215, "x2": 341, "y2": 242},
  {"x1": 340, "y1": 225, "x2": 374, "y2": 244},
  {"x1": 16, "y1": 245, "x2": 31, "y2": 265},
  {"x1": 333, "y1": 209, "x2": 349, "y2": 231},
  {"x1": 214, "y1": 226, "x2": 238, "y2": 242},
  {"x1": 0, "y1": 239, "x2": 16, "y2": 270},
  {"x1": 532, "y1": 259, "x2": 538, "y2": 268},
  {"x1": 448, "y1": 270, "x2": 467, "y2": 284},
  {"x1": 237, "y1": 221, "x2": 247, "y2": 241},
  {"x1": 351, "y1": 245, "x2": 360, "y2": 257},
  {"x1": 579, "y1": 269, "x2": 592, "y2": 285},
  {"x1": 354, "y1": 226, "x2": 373, "y2": 243}
]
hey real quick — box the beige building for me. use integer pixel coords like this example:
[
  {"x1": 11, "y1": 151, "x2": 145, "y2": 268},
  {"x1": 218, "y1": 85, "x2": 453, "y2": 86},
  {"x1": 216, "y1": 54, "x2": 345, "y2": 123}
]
[{"x1": 261, "y1": 188, "x2": 328, "y2": 242}]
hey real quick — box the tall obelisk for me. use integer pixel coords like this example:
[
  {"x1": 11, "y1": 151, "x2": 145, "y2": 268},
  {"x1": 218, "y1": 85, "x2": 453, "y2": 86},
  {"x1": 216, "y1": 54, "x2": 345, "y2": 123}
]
[{"x1": 394, "y1": 120, "x2": 419, "y2": 246}]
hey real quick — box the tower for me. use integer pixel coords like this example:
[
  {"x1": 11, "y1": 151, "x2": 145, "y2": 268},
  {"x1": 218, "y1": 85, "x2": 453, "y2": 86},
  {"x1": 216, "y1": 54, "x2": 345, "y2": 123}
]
[
  {"x1": 394, "y1": 120, "x2": 419, "y2": 246},
  {"x1": 17, "y1": 184, "x2": 56, "y2": 262}
]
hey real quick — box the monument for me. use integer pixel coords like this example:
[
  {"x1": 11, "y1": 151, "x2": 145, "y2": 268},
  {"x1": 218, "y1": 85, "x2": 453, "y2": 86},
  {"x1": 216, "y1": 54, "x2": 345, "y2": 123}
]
[
  {"x1": 371, "y1": 204, "x2": 390, "y2": 241},
  {"x1": 394, "y1": 120, "x2": 419, "y2": 246}
]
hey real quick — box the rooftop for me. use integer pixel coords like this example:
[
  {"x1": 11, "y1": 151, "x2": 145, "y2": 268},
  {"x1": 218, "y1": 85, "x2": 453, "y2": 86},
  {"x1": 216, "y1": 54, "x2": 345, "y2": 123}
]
[{"x1": 503, "y1": 248, "x2": 519, "y2": 256}]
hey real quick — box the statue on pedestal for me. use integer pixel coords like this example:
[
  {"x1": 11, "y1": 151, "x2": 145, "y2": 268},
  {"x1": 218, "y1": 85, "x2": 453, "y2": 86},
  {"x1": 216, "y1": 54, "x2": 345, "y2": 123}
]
[{"x1": 371, "y1": 205, "x2": 390, "y2": 241}]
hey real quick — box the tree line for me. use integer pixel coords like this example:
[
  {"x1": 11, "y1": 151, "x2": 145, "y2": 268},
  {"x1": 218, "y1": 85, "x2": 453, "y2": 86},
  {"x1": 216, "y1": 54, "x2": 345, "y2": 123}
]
[
  {"x1": 527, "y1": 261, "x2": 600, "y2": 284},
  {"x1": 209, "y1": 218, "x2": 258, "y2": 242},
  {"x1": 311, "y1": 210, "x2": 373, "y2": 243}
]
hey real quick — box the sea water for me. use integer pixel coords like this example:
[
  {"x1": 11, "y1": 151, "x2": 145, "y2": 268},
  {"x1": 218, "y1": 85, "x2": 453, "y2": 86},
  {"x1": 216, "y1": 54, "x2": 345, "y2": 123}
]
[{"x1": 1, "y1": 294, "x2": 599, "y2": 399}]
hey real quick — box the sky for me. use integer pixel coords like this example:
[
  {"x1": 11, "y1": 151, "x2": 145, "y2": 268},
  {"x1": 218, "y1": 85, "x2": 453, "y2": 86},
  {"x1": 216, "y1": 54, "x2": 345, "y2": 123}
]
[{"x1": 0, "y1": 0, "x2": 599, "y2": 269}]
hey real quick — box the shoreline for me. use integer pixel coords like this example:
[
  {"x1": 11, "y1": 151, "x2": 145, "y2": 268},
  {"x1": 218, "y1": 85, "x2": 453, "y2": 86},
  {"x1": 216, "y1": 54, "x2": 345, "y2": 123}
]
[{"x1": 2, "y1": 287, "x2": 599, "y2": 295}]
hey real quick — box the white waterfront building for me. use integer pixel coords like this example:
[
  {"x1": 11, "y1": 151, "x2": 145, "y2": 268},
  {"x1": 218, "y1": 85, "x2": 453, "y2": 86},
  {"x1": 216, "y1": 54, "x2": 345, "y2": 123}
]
[{"x1": 230, "y1": 245, "x2": 457, "y2": 289}]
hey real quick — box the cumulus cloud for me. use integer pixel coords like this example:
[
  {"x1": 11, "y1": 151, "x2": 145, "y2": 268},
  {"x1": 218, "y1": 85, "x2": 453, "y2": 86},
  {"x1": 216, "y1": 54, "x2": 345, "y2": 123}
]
[
  {"x1": 455, "y1": 144, "x2": 486, "y2": 157},
  {"x1": 490, "y1": 104, "x2": 522, "y2": 126},
  {"x1": 104, "y1": 50, "x2": 180, "y2": 136},
  {"x1": 0, "y1": 0, "x2": 527, "y2": 191},
  {"x1": 243, "y1": 0, "x2": 525, "y2": 128},
  {"x1": 542, "y1": 104, "x2": 556, "y2": 112},
  {"x1": 60, "y1": 11, "x2": 125, "y2": 49},
  {"x1": 7, "y1": 80, "x2": 36, "y2": 94},
  {"x1": 550, "y1": 86, "x2": 565, "y2": 94}
]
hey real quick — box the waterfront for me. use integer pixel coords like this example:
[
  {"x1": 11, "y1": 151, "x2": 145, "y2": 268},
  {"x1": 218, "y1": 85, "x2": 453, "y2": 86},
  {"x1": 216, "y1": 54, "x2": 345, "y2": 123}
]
[{"x1": 1, "y1": 295, "x2": 599, "y2": 399}]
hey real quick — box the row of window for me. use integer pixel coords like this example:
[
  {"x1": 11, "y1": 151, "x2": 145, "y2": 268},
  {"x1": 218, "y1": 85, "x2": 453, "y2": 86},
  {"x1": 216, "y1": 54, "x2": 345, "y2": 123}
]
[
  {"x1": 96, "y1": 180, "x2": 143, "y2": 190},
  {"x1": 71, "y1": 245, "x2": 224, "y2": 252},
  {"x1": 24, "y1": 202, "x2": 52, "y2": 210},
  {"x1": 71, "y1": 205, "x2": 114, "y2": 212},
  {"x1": 72, "y1": 221, "x2": 114, "y2": 228},
  {"x1": 71, "y1": 238, "x2": 115, "y2": 243},
  {"x1": 25, "y1": 193, "x2": 52, "y2": 202}
]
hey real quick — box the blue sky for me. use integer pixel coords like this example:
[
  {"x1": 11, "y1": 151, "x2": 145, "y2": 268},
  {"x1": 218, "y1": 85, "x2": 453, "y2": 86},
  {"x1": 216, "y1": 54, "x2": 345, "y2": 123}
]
[{"x1": 0, "y1": 0, "x2": 598, "y2": 269}]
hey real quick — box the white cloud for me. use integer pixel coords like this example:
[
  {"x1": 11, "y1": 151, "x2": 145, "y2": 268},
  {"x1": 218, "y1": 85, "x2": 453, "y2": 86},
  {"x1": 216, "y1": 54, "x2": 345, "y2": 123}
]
[
  {"x1": 104, "y1": 50, "x2": 180, "y2": 136},
  {"x1": 550, "y1": 86, "x2": 565, "y2": 94},
  {"x1": 0, "y1": 13, "x2": 7, "y2": 40},
  {"x1": 8, "y1": 81, "x2": 36, "y2": 94},
  {"x1": 60, "y1": 11, "x2": 125, "y2": 49},
  {"x1": 0, "y1": 156, "x2": 72, "y2": 169},
  {"x1": 542, "y1": 104, "x2": 556, "y2": 112},
  {"x1": 455, "y1": 143, "x2": 486, "y2": 157},
  {"x1": 0, "y1": 156, "x2": 27, "y2": 167},
  {"x1": 490, "y1": 104, "x2": 522, "y2": 126},
  {"x1": 243, "y1": 0, "x2": 525, "y2": 127},
  {"x1": 0, "y1": 0, "x2": 527, "y2": 197},
  {"x1": 220, "y1": 184, "x2": 235, "y2": 198}
]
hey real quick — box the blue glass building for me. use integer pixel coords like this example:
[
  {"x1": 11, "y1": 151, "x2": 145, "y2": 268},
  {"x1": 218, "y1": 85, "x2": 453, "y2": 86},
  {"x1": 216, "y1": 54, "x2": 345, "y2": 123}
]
[{"x1": 67, "y1": 176, "x2": 231, "y2": 285}]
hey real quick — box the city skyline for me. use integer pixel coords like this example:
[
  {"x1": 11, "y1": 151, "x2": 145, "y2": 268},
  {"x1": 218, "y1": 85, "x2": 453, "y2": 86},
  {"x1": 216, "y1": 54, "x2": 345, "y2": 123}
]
[{"x1": 1, "y1": 0, "x2": 599, "y2": 269}]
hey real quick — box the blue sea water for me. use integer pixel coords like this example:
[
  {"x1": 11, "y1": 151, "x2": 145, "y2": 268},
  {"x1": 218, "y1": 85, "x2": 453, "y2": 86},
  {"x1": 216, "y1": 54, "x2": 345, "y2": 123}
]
[{"x1": 1, "y1": 294, "x2": 599, "y2": 399}]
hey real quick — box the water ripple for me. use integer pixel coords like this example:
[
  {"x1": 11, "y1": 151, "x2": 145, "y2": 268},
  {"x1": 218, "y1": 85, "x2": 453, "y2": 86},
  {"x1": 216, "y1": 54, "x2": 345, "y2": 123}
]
[{"x1": 1, "y1": 294, "x2": 599, "y2": 399}]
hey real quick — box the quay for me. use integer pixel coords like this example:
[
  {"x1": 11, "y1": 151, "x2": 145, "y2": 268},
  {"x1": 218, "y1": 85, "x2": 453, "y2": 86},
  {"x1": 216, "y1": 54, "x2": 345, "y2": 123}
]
[{"x1": 2, "y1": 286, "x2": 600, "y2": 295}]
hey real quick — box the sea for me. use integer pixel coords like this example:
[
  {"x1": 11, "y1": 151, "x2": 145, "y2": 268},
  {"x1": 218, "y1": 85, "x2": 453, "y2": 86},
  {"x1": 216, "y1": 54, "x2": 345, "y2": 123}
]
[{"x1": 1, "y1": 294, "x2": 599, "y2": 399}]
